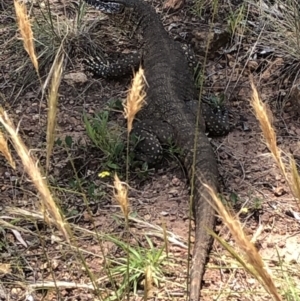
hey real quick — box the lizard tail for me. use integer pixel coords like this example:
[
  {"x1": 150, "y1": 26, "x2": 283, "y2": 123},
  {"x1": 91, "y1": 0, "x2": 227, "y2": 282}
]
[{"x1": 182, "y1": 131, "x2": 219, "y2": 301}]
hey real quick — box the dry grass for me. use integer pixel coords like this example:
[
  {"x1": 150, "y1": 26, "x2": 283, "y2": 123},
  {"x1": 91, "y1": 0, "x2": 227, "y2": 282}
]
[
  {"x1": 248, "y1": 0, "x2": 300, "y2": 87},
  {"x1": 2, "y1": 0, "x2": 300, "y2": 300},
  {"x1": 1, "y1": 1, "x2": 71, "y2": 242},
  {"x1": 123, "y1": 67, "x2": 147, "y2": 133},
  {"x1": 202, "y1": 79, "x2": 300, "y2": 301},
  {"x1": 14, "y1": 0, "x2": 39, "y2": 75},
  {"x1": 291, "y1": 158, "x2": 300, "y2": 203},
  {"x1": 207, "y1": 183, "x2": 282, "y2": 301},
  {"x1": 250, "y1": 80, "x2": 286, "y2": 178},
  {"x1": 254, "y1": 0, "x2": 300, "y2": 61},
  {"x1": 144, "y1": 265, "x2": 153, "y2": 299},
  {"x1": 1, "y1": 0, "x2": 103, "y2": 93},
  {"x1": 0, "y1": 109, "x2": 70, "y2": 242},
  {"x1": 113, "y1": 173, "x2": 130, "y2": 221},
  {"x1": 46, "y1": 49, "x2": 64, "y2": 169},
  {"x1": 251, "y1": 79, "x2": 300, "y2": 204},
  {"x1": 0, "y1": 128, "x2": 15, "y2": 169}
]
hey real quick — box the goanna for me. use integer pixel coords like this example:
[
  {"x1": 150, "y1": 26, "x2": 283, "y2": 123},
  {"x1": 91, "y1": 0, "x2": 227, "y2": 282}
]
[{"x1": 83, "y1": 0, "x2": 229, "y2": 299}]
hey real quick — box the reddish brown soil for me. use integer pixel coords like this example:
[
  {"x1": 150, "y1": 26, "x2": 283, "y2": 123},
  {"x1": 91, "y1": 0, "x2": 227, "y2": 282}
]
[{"x1": 1, "y1": 0, "x2": 300, "y2": 300}]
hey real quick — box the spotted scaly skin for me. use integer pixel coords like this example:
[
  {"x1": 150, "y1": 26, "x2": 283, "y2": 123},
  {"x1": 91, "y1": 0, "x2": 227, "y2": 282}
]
[
  {"x1": 83, "y1": 0, "x2": 224, "y2": 299},
  {"x1": 85, "y1": 52, "x2": 229, "y2": 137}
]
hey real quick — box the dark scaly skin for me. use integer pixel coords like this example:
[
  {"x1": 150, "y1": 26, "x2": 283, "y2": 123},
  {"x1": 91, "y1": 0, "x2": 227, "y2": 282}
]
[
  {"x1": 85, "y1": 52, "x2": 142, "y2": 79},
  {"x1": 83, "y1": 0, "x2": 224, "y2": 299},
  {"x1": 85, "y1": 49, "x2": 229, "y2": 137}
]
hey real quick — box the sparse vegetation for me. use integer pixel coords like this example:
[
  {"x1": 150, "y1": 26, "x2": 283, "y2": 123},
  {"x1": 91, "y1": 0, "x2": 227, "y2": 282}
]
[
  {"x1": 103, "y1": 233, "x2": 169, "y2": 300},
  {"x1": 84, "y1": 110, "x2": 126, "y2": 170},
  {"x1": 205, "y1": 93, "x2": 226, "y2": 108},
  {"x1": 227, "y1": 3, "x2": 246, "y2": 37},
  {"x1": 192, "y1": 0, "x2": 219, "y2": 18},
  {"x1": 1, "y1": 0, "x2": 300, "y2": 300},
  {"x1": 254, "y1": 0, "x2": 300, "y2": 62}
]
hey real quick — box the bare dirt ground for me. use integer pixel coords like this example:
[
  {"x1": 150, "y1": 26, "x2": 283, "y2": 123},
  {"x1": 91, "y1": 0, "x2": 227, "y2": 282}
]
[{"x1": 1, "y1": 0, "x2": 300, "y2": 300}]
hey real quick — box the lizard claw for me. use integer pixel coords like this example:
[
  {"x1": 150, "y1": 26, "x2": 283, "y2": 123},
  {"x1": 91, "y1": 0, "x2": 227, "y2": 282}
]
[{"x1": 83, "y1": 55, "x2": 111, "y2": 78}]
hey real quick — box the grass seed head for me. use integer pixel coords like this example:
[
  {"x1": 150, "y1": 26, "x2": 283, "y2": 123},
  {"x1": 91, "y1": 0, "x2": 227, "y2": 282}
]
[
  {"x1": 290, "y1": 157, "x2": 300, "y2": 203},
  {"x1": 0, "y1": 110, "x2": 70, "y2": 241},
  {"x1": 123, "y1": 66, "x2": 147, "y2": 133},
  {"x1": 250, "y1": 80, "x2": 286, "y2": 177},
  {"x1": 0, "y1": 127, "x2": 15, "y2": 169},
  {"x1": 144, "y1": 265, "x2": 153, "y2": 299},
  {"x1": 14, "y1": 0, "x2": 39, "y2": 74},
  {"x1": 46, "y1": 53, "x2": 64, "y2": 169},
  {"x1": 113, "y1": 174, "x2": 129, "y2": 219},
  {"x1": 205, "y1": 184, "x2": 282, "y2": 301}
]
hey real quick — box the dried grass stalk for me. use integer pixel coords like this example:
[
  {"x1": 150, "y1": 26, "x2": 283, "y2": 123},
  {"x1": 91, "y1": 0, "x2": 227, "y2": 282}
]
[
  {"x1": 250, "y1": 80, "x2": 286, "y2": 178},
  {"x1": 251, "y1": 80, "x2": 300, "y2": 206},
  {"x1": 0, "y1": 128, "x2": 15, "y2": 169},
  {"x1": 123, "y1": 67, "x2": 147, "y2": 133},
  {"x1": 14, "y1": 0, "x2": 39, "y2": 74},
  {"x1": 113, "y1": 174, "x2": 129, "y2": 220},
  {"x1": 144, "y1": 265, "x2": 153, "y2": 299},
  {"x1": 205, "y1": 184, "x2": 282, "y2": 301},
  {"x1": 290, "y1": 157, "x2": 300, "y2": 204},
  {"x1": 46, "y1": 53, "x2": 64, "y2": 169},
  {"x1": 0, "y1": 109, "x2": 70, "y2": 242}
]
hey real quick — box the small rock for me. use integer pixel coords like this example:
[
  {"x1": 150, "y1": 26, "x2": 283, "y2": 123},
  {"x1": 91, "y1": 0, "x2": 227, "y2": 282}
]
[
  {"x1": 168, "y1": 188, "x2": 179, "y2": 196},
  {"x1": 171, "y1": 176, "x2": 180, "y2": 186},
  {"x1": 63, "y1": 72, "x2": 88, "y2": 85},
  {"x1": 273, "y1": 186, "x2": 286, "y2": 197}
]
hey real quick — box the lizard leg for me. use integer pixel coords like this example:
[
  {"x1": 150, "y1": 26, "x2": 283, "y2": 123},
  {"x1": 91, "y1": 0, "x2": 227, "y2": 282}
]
[
  {"x1": 83, "y1": 48, "x2": 229, "y2": 135},
  {"x1": 84, "y1": 52, "x2": 141, "y2": 78},
  {"x1": 84, "y1": 0, "x2": 124, "y2": 14},
  {"x1": 181, "y1": 43, "x2": 200, "y2": 75},
  {"x1": 84, "y1": 44, "x2": 196, "y2": 79},
  {"x1": 185, "y1": 100, "x2": 230, "y2": 136},
  {"x1": 84, "y1": 53, "x2": 229, "y2": 136},
  {"x1": 202, "y1": 102, "x2": 230, "y2": 136},
  {"x1": 132, "y1": 120, "x2": 174, "y2": 165}
]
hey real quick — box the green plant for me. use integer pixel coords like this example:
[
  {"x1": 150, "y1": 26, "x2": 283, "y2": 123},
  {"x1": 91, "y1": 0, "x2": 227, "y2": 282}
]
[
  {"x1": 67, "y1": 177, "x2": 105, "y2": 198},
  {"x1": 204, "y1": 93, "x2": 226, "y2": 108},
  {"x1": 84, "y1": 111, "x2": 126, "y2": 170},
  {"x1": 55, "y1": 135, "x2": 74, "y2": 148},
  {"x1": 104, "y1": 234, "x2": 168, "y2": 299},
  {"x1": 227, "y1": 4, "x2": 246, "y2": 37},
  {"x1": 165, "y1": 139, "x2": 183, "y2": 159},
  {"x1": 107, "y1": 97, "x2": 124, "y2": 111},
  {"x1": 192, "y1": 0, "x2": 219, "y2": 19},
  {"x1": 194, "y1": 68, "x2": 205, "y2": 90},
  {"x1": 252, "y1": 197, "x2": 263, "y2": 211}
]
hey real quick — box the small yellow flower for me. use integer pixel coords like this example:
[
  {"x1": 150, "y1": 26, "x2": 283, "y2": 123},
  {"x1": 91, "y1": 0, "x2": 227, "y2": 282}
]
[
  {"x1": 240, "y1": 207, "x2": 248, "y2": 214},
  {"x1": 98, "y1": 171, "x2": 111, "y2": 178}
]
